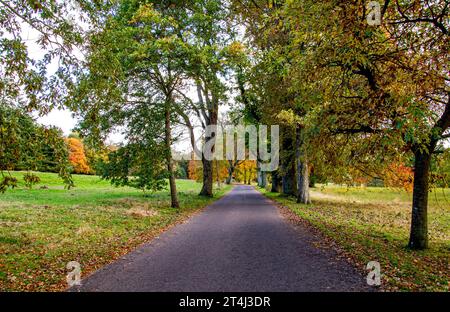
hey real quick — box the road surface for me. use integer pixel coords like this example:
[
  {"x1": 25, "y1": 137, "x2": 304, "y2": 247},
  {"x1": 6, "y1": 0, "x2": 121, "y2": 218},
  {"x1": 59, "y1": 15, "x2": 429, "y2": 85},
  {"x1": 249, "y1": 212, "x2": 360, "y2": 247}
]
[{"x1": 74, "y1": 185, "x2": 369, "y2": 291}]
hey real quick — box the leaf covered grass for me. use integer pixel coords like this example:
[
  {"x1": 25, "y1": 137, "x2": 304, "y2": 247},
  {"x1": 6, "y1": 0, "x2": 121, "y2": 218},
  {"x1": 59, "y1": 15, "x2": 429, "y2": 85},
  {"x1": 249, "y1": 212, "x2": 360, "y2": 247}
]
[
  {"x1": 0, "y1": 171, "x2": 232, "y2": 291},
  {"x1": 260, "y1": 185, "x2": 449, "y2": 292}
]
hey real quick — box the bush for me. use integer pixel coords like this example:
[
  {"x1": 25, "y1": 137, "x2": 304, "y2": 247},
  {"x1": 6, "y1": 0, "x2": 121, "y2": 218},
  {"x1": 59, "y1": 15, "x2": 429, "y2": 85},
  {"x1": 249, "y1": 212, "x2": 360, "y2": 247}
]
[
  {"x1": 23, "y1": 173, "x2": 41, "y2": 189},
  {"x1": 0, "y1": 176, "x2": 18, "y2": 193}
]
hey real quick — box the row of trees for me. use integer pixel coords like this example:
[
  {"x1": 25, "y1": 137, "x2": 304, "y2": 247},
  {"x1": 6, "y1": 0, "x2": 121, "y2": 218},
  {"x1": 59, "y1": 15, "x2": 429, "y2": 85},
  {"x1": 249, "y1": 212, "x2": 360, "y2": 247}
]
[
  {"x1": 1, "y1": 1, "x2": 448, "y2": 249},
  {"x1": 230, "y1": 0, "x2": 449, "y2": 250},
  {"x1": 0, "y1": 0, "x2": 269, "y2": 203},
  {"x1": 188, "y1": 158, "x2": 257, "y2": 185},
  {"x1": 61, "y1": 0, "x2": 244, "y2": 209}
]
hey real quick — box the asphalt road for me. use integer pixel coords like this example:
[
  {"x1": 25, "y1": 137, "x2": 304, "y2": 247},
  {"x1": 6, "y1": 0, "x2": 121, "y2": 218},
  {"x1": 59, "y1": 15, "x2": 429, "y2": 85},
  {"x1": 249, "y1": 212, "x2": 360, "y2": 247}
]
[{"x1": 74, "y1": 185, "x2": 369, "y2": 291}]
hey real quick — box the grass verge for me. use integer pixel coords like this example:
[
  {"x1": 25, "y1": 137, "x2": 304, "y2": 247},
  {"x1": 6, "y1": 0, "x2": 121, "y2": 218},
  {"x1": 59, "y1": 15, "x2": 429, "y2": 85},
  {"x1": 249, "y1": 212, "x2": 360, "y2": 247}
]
[
  {"x1": 259, "y1": 185, "x2": 449, "y2": 292},
  {"x1": 0, "y1": 171, "x2": 232, "y2": 291}
]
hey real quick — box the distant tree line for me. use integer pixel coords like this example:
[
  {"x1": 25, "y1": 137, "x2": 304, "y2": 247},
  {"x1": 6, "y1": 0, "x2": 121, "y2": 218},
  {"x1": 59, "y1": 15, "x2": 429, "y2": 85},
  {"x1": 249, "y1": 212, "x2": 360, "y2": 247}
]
[
  {"x1": 0, "y1": 105, "x2": 73, "y2": 191},
  {"x1": 0, "y1": 105, "x2": 109, "y2": 190}
]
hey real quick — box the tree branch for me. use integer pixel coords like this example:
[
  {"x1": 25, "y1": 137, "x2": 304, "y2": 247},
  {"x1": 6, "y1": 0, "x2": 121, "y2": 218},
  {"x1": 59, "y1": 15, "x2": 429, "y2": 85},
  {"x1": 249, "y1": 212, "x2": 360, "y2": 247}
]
[{"x1": 331, "y1": 126, "x2": 384, "y2": 134}]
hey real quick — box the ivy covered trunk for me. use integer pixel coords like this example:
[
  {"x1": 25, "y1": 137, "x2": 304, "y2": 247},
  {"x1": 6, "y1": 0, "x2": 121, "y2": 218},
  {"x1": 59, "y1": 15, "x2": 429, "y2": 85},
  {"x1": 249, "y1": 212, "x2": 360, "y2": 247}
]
[{"x1": 408, "y1": 150, "x2": 431, "y2": 250}]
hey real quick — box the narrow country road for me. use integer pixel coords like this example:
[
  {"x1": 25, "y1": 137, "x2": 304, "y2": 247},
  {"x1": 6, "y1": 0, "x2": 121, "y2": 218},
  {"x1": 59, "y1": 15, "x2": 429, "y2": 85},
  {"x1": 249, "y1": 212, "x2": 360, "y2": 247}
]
[{"x1": 74, "y1": 185, "x2": 369, "y2": 291}]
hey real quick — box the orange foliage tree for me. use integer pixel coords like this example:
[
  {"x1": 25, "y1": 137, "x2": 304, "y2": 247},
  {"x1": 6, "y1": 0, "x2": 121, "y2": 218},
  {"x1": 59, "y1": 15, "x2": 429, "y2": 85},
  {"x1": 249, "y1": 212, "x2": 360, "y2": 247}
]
[
  {"x1": 187, "y1": 160, "x2": 200, "y2": 181},
  {"x1": 213, "y1": 160, "x2": 229, "y2": 187},
  {"x1": 66, "y1": 137, "x2": 91, "y2": 174},
  {"x1": 188, "y1": 158, "x2": 228, "y2": 186},
  {"x1": 384, "y1": 162, "x2": 414, "y2": 192},
  {"x1": 235, "y1": 160, "x2": 257, "y2": 184}
]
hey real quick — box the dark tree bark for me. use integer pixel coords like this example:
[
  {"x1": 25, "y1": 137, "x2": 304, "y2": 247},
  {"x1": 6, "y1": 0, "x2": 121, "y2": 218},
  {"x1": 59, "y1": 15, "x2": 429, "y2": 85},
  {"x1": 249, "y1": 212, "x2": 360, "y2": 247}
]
[
  {"x1": 408, "y1": 101, "x2": 449, "y2": 249},
  {"x1": 271, "y1": 170, "x2": 281, "y2": 192},
  {"x1": 200, "y1": 155, "x2": 213, "y2": 196},
  {"x1": 408, "y1": 149, "x2": 431, "y2": 249},
  {"x1": 226, "y1": 160, "x2": 240, "y2": 185},
  {"x1": 197, "y1": 82, "x2": 218, "y2": 197},
  {"x1": 295, "y1": 125, "x2": 311, "y2": 204},
  {"x1": 282, "y1": 165, "x2": 295, "y2": 195},
  {"x1": 199, "y1": 110, "x2": 217, "y2": 196},
  {"x1": 165, "y1": 100, "x2": 179, "y2": 208},
  {"x1": 226, "y1": 166, "x2": 234, "y2": 184}
]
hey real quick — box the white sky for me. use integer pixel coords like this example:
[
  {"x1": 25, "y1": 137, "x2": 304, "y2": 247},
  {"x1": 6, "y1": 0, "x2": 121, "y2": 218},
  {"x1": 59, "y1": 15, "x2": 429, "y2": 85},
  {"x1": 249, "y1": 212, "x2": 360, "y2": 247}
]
[{"x1": 35, "y1": 109, "x2": 77, "y2": 135}]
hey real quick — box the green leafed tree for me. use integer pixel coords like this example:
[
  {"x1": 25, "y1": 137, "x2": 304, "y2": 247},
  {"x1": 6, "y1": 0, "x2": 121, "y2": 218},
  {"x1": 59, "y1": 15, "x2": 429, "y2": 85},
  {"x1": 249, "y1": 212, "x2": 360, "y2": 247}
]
[
  {"x1": 0, "y1": 0, "x2": 110, "y2": 112},
  {"x1": 99, "y1": 142, "x2": 168, "y2": 193},
  {"x1": 68, "y1": 0, "x2": 203, "y2": 207}
]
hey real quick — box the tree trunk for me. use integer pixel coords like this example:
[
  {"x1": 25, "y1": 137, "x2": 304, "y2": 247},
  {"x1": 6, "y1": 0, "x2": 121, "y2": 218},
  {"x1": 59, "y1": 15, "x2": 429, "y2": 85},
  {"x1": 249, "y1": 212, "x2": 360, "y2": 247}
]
[
  {"x1": 295, "y1": 125, "x2": 311, "y2": 204},
  {"x1": 282, "y1": 167, "x2": 294, "y2": 195},
  {"x1": 260, "y1": 170, "x2": 267, "y2": 188},
  {"x1": 200, "y1": 155, "x2": 213, "y2": 196},
  {"x1": 280, "y1": 127, "x2": 295, "y2": 195},
  {"x1": 281, "y1": 156, "x2": 295, "y2": 195},
  {"x1": 226, "y1": 170, "x2": 233, "y2": 184},
  {"x1": 199, "y1": 101, "x2": 217, "y2": 197},
  {"x1": 257, "y1": 166, "x2": 262, "y2": 186},
  {"x1": 256, "y1": 162, "x2": 267, "y2": 188},
  {"x1": 165, "y1": 101, "x2": 179, "y2": 208},
  {"x1": 226, "y1": 160, "x2": 235, "y2": 184},
  {"x1": 308, "y1": 165, "x2": 316, "y2": 188},
  {"x1": 215, "y1": 159, "x2": 221, "y2": 188},
  {"x1": 408, "y1": 150, "x2": 431, "y2": 250},
  {"x1": 271, "y1": 170, "x2": 281, "y2": 192}
]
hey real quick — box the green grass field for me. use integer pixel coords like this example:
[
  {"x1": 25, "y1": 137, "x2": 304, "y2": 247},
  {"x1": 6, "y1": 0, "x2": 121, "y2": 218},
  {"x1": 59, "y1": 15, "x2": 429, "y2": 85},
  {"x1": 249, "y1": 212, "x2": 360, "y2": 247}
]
[
  {"x1": 260, "y1": 185, "x2": 449, "y2": 291},
  {"x1": 0, "y1": 171, "x2": 232, "y2": 291}
]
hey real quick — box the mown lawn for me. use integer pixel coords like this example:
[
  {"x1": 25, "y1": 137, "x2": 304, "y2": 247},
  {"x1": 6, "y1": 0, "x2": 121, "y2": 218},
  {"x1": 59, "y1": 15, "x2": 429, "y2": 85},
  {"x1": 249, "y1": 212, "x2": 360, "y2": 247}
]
[
  {"x1": 0, "y1": 171, "x2": 232, "y2": 291},
  {"x1": 260, "y1": 185, "x2": 449, "y2": 292}
]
